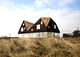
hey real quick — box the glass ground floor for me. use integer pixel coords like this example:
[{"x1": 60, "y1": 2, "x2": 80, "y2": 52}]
[{"x1": 19, "y1": 32, "x2": 60, "y2": 38}]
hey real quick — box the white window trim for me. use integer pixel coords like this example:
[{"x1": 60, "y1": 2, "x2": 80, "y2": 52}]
[
  {"x1": 23, "y1": 23, "x2": 24, "y2": 26},
  {"x1": 21, "y1": 27, "x2": 24, "y2": 32},
  {"x1": 41, "y1": 21, "x2": 43, "y2": 24},
  {"x1": 54, "y1": 25, "x2": 56, "y2": 29},
  {"x1": 37, "y1": 24, "x2": 40, "y2": 29},
  {"x1": 31, "y1": 29, "x2": 33, "y2": 31}
]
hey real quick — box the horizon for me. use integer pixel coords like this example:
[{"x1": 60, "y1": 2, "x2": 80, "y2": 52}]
[{"x1": 0, "y1": 0, "x2": 80, "y2": 36}]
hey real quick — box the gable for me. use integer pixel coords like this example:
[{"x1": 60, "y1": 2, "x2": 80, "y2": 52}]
[
  {"x1": 41, "y1": 17, "x2": 50, "y2": 27},
  {"x1": 24, "y1": 20, "x2": 33, "y2": 30},
  {"x1": 47, "y1": 18, "x2": 60, "y2": 33},
  {"x1": 18, "y1": 20, "x2": 33, "y2": 34},
  {"x1": 28, "y1": 19, "x2": 47, "y2": 32}
]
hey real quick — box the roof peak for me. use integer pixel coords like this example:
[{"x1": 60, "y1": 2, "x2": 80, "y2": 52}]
[
  {"x1": 23, "y1": 20, "x2": 33, "y2": 24},
  {"x1": 23, "y1": 20, "x2": 33, "y2": 30},
  {"x1": 41, "y1": 17, "x2": 51, "y2": 27},
  {"x1": 40, "y1": 17, "x2": 51, "y2": 19}
]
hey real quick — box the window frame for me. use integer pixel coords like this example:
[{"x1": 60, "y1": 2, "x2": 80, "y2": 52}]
[
  {"x1": 31, "y1": 29, "x2": 33, "y2": 31},
  {"x1": 21, "y1": 27, "x2": 24, "y2": 32},
  {"x1": 41, "y1": 21, "x2": 43, "y2": 24},
  {"x1": 54, "y1": 25, "x2": 56, "y2": 29},
  {"x1": 37, "y1": 24, "x2": 40, "y2": 29}
]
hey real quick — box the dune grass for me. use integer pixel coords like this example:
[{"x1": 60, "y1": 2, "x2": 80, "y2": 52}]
[{"x1": 0, "y1": 37, "x2": 80, "y2": 57}]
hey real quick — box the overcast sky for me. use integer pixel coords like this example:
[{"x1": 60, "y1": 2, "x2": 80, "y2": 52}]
[{"x1": 0, "y1": 0, "x2": 80, "y2": 36}]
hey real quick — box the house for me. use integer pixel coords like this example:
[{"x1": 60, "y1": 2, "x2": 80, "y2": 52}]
[
  {"x1": 63, "y1": 33, "x2": 73, "y2": 38},
  {"x1": 18, "y1": 17, "x2": 60, "y2": 38}
]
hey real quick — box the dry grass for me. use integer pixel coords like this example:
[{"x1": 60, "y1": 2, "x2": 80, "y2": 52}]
[{"x1": 0, "y1": 37, "x2": 80, "y2": 57}]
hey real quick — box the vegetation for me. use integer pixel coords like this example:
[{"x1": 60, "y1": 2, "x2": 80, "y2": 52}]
[
  {"x1": 73, "y1": 30, "x2": 80, "y2": 37},
  {"x1": 0, "y1": 37, "x2": 80, "y2": 57}
]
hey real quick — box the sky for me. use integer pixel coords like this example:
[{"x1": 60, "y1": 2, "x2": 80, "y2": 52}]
[{"x1": 0, "y1": 0, "x2": 80, "y2": 36}]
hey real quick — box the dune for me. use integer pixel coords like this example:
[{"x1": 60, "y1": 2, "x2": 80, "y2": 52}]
[{"x1": 0, "y1": 37, "x2": 80, "y2": 57}]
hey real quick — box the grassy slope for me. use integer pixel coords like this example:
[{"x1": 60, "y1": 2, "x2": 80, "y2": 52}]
[{"x1": 0, "y1": 37, "x2": 80, "y2": 57}]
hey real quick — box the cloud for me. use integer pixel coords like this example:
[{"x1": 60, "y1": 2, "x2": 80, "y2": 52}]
[
  {"x1": 0, "y1": 4, "x2": 80, "y2": 36},
  {"x1": 0, "y1": 0, "x2": 80, "y2": 36},
  {"x1": 34, "y1": 0, "x2": 49, "y2": 7},
  {"x1": 0, "y1": 6, "x2": 25, "y2": 36},
  {"x1": 58, "y1": 10, "x2": 80, "y2": 33},
  {"x1": 34, "y1": 0, "x2": 74, "y2": 8},
  {"x1": 58, "y1": 0, "x2": 74, "y2": 7}
]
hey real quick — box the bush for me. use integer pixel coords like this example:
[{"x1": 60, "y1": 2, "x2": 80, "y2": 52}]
[{"x1": 73, "y1": 30, "x2": 80, "y2": 37}]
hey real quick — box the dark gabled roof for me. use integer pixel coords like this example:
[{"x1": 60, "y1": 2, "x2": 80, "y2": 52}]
[
  {"x1": 18, "y1": 17, "x2": 60, "y2": 34},
  {"x1": 23, "y1": 20, "x2": 33, "y2": 30},
  {"x1": 41, "y1": 17, "x2": 50, "y2": 27}
]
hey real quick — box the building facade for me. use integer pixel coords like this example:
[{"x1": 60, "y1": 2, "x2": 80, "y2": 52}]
[{"x1": 18, "y1": 17, "x2": 60, "y2": 38}]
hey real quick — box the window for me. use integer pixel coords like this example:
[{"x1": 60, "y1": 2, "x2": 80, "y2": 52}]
[
  {"x1": 21, "y1": 27, "x2": 24, "y2": 32},
  {"x1": 24, "y1": 27, "x2": 25, "y2": 30},
  {"x1": 23, "y1": 23, "x2": 24, "y2": 26},
  {"x1": 48, "y1": 26, "x2": 50, "y2": 28},
  {"x1": 37, "y1": 24, "x2": 40, "y2": 29},
  {"x1": 41, "y1": 21, "x2": 43, "y2": 24},
  {"x1": 31, "y1": 29, "x2": 33, "y2": 31},
  {"x1": 52, "y1": 24, "x2": 54, "y2": 26},
  {"x1": 54, "y1": 25, "x2": 56, "y2": 29}
]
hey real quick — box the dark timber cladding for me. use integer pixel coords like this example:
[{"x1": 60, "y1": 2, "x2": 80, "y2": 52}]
[{"x1": 18, "y1": 17, "x2": 60, "y2": 34}]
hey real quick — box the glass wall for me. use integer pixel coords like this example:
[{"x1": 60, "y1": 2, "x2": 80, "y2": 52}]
[
  {"x1": 55, "y1": 33, "x2": 60, "y2": 37},
  {"x1": 18, "y1": 32, "x2": 60, "y2": 38},
  {"x1": 47, "y1": 32, "x2": 60, "y2": 37}
]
